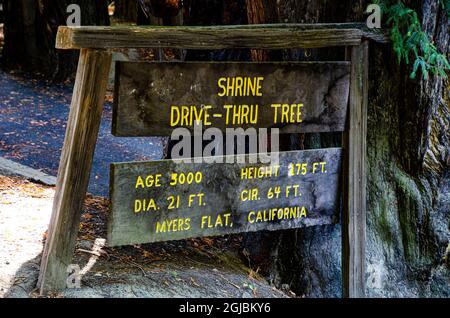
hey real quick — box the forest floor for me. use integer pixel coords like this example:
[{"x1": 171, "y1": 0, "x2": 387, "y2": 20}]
[{"x1": 0, "y1": 175, "x2": 290, "y2": 298}]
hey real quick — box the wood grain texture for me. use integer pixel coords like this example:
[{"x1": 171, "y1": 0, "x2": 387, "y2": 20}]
[
  {"x1": 113, "y1": 62, "x2": 350, "y2": 136},
  {"x1": 38, "y1": 49, "x2": 112, "y2": 294},
  {"x1": 108, "y1": 148, "x2": 343, "y2": 246},
  {"x1": 342, "y1": 41, "x2": 368, "y2": 298},
  {"x1": 55, "y1": 23, "x2": 388, "y2": 50}
]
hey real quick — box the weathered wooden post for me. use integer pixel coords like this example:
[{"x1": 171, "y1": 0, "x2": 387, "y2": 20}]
[
  {"x1": 342, "y1": 40, "x2": 369, "y2": 298},
  {"x1": 38, "y1": 49, "x2": 112, "y2": 294}
]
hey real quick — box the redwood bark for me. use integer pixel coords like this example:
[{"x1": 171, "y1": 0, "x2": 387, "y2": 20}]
[{"x1": 246, "y1": 0, "x2": 450, "y2": 297}]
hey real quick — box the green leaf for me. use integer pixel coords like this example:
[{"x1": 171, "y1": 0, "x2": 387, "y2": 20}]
[{"x1": 380, "y1": 0, "x2": 449, "y2": 80}]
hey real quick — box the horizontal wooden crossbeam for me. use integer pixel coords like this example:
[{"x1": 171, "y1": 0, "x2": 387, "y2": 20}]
[{"x1": 56, "y1": 23, "x2": 388, "y2": 50}]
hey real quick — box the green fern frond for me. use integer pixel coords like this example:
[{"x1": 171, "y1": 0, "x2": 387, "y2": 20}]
[{"x1": 376, "y1": 0, "x2": 449, "y2": 80}]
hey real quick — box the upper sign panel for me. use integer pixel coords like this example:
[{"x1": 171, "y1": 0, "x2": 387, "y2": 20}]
[{"x1": 113, "y1": 62, "x2": 350, "y2": 136}]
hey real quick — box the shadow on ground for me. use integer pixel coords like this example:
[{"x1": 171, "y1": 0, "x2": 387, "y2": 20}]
[
  {"x1": 5, "y1": 240, "x2": 289, "y2": 298},
  {"x1": 0, "y1": 175, "x2": 289, "y2": 298}
]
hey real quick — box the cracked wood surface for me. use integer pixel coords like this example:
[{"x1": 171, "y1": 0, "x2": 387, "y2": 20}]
[
  {"x1": 108, "y1": 148, "x2": 343, "y2": 246},
  {"x1": 113, "y1": 62, "x2": 350, "y2": 136},
  {"x1": 56, "y1": 24, "x2": 388, "y2": 50}
]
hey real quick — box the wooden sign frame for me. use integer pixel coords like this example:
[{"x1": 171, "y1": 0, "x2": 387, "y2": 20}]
[{"x1": 38, "y1": 23, "x2": 385, "y2": 297}]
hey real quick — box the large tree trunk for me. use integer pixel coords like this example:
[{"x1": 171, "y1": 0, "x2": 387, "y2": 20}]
[
  {"x1": 362, "y1": 0, "x2": 449, "y2": 297},
  {"x1": 242, "y1": 0, "x2": 449, "y2": 298},
  {"x1": 2, "y1": 0, "x2": 109, "y2": 81},
  {"x1": 183, "y1": 0, "x2": 249, "y2": 61},
  {"x1": 177, "y1": 0, "x2": 450, "y2": 297}
]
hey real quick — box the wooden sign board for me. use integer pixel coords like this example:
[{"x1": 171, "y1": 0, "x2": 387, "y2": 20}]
[
  {"x1": 108, "y1": 148, "x2": 342, "y2": 246},
  {"x1": 113, "y1": 62, "x2": 350, "y2": 136},
  {"x1": 39, "y1": 25, "x2": 372, "y2": 297}
]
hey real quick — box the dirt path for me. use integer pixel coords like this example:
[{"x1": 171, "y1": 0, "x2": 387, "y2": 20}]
[
  {"x1": 0, "y1": 176, "x2": 52, "y2": 296},
  {"x1": 0, "y1": 175, "x2": 291, "y2": 298}
]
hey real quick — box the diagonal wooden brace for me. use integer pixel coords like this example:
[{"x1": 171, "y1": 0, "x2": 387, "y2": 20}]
[{"x1": 38, "y1": 49, "x2": 112, "y2": 295}]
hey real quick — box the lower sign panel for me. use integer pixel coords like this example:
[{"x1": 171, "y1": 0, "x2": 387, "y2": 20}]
[{"x1": 108, "y1": 148, "x2": 342, "y2": 246}]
